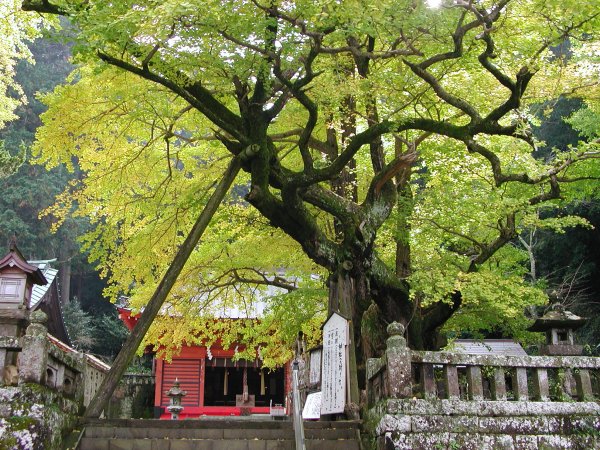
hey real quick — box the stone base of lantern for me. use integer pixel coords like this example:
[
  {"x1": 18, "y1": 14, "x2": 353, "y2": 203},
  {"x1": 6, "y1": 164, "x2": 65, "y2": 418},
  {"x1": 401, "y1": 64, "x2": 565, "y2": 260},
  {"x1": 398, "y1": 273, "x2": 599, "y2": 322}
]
[
  {"x1": 540, "y1": 344, "x2": 584, "y2": 356},
  {"x1": 166, "y1": 405, "x2": 184, "y2": 420}
]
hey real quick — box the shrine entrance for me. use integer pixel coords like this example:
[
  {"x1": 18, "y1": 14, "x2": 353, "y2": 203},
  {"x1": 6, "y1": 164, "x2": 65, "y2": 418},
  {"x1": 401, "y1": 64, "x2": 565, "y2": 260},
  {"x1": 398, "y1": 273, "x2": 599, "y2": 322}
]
[
  {"x1": 155, "y1": 348, "x2": 289, "y2": 418},
  {"x1": 204, "y1": 359, "x2": 285, "y2": 408}
]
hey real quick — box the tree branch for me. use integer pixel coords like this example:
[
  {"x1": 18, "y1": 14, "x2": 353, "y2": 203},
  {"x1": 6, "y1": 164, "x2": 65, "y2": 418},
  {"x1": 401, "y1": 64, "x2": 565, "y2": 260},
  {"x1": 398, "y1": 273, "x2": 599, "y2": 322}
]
[
  {"x1": 21, "y1": 0, "x2": 66, "y2": 15},
  {"x1": 97, "y1": 51, "x2": 247, "y2": 144}
]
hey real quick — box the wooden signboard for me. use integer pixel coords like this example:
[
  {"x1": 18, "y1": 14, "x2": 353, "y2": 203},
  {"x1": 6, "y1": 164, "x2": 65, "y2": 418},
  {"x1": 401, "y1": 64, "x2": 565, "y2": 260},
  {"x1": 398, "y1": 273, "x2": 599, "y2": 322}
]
[
  {"x1": 302, "y1": 391, "x2": 322, "y2": 420},
  {"x1": 320, "y1": 312, "x2": 348, "y2": 415}
]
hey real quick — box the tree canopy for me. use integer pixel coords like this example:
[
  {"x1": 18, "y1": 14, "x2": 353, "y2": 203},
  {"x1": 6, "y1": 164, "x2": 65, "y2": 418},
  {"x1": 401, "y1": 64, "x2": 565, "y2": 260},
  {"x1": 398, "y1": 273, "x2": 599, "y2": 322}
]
[
  {"x1": 0, "y1": 0, "x2": 46, "y2": 176},
  {"x1": 20, "y1": 0, "x2": 600, "y2": 371}
]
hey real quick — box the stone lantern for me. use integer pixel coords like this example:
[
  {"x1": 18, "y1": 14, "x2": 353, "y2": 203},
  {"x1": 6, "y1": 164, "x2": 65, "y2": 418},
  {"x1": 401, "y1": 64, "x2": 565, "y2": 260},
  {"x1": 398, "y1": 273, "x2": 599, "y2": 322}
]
[
  {"x1": 527, "y1": 304, "x2": 587, "y2": 356},
  {"x1": 166, "y1": 378, "x2": 187, "y2": 420},
  {"x1": 0, "y1": 243, "x2": 47, "y2": 337}
]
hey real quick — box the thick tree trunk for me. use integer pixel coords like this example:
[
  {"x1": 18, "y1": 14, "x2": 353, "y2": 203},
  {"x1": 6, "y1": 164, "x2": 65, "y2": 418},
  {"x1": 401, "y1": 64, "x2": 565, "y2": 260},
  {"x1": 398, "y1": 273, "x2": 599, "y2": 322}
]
[
  {"x1": 328, "y1": 271, "x2": 362, "y2": 405},
  {"x1": 58, "y1": 242, "x2": 72, "y2": 304}
]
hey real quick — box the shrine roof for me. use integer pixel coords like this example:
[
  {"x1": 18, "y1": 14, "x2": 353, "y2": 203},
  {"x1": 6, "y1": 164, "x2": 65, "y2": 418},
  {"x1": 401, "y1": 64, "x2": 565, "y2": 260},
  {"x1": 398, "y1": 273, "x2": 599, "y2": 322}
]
[
  {"x1": 29, "y1": 260, "x2": 58, "y2": 310},
  {"x1": 527, "y1": 306, "x2": 587, "y2": 332},
  {"x1": 0, "y1": 244, "x2": 47, "y2": 285}
]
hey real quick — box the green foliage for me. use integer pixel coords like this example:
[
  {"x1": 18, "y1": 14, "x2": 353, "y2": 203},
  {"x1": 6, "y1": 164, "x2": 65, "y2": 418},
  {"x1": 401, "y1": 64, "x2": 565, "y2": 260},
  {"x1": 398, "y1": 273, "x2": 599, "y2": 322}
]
[
  {"x1": 0, "y1": 31, "x2": 76, "y2": 257},
  {"x1": 0, "y1": 1, "x2": 58, "y2": 177},
  {"x1": 0, "y1": 31, "x2": 109, "y2": 347},
  {"x1": 568, "y1": 107, "x2": 600, "y2": 140},
  {"x1": 63, "y1": 298, "x2": 129, "y2": 358},
  {"x1": 532, "y1": 97, "x2": 584, "y2": 157},
  {"x1": 20, "y1": 0, "x2": 600, "y2": 352},
  {"x1": 0, "y1": 1, "x2": 41, "y2": 129},
  {"x1": 91, "y1": 313, "x2": 129, "y2": 360},
  {"x1": 141, "y1": 285, "x2": 326, "y2": 369},
  {"x1": 444, "y1": 268, "x2": 547, "y2": 343},
  {"x1": 0, "y1": 141, "x2": 24, "y2": 178},
  {"x1": 62, "y1": 298, "x2": 96, "y2": 351}
]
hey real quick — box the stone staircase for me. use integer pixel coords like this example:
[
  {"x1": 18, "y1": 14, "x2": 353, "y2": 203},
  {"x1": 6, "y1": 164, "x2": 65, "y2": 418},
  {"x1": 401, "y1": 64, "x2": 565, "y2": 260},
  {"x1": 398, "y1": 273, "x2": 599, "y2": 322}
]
[{"x1": 75, "y1": 418, "x2": 362, "y2": 449}]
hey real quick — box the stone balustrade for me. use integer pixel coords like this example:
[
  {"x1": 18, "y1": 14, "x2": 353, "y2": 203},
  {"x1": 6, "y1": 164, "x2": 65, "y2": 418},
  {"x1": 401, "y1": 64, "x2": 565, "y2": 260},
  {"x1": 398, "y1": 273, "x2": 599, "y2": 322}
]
[
  {"x1": 366, "y1": 323, "x2": 600, "y2": 449},
  {"x1": 0, "y1": 310, "x2": 109, "y2": 407},
  {"x1": 367, "y1": 322, "x2": 600, "y2": 407}
]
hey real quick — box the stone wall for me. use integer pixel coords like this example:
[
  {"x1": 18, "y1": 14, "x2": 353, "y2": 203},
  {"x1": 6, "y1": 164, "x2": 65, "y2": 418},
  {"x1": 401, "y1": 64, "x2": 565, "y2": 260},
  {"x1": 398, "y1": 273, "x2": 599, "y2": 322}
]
[
  {"x1": 107, "y1": 374, "x2": 155, "y2": 419},
  {"x1": 367, "y1": 399, "x2": 600, "y2": 450},
  {"x1": 0, "y1": 311, "x2": 111, "y2": 448},
  {"x1": 0, "y1": 384, "x2": 80, "y2": 449},
  {"x1": 365, "y1": 323, "x2": 600, "y2": 449}
]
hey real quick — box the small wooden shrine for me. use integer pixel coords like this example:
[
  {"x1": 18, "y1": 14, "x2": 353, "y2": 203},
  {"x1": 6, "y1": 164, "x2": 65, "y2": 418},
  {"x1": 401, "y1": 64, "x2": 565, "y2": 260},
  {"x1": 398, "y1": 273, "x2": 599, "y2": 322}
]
[{"x1": 118, "y1": 306, "x2": 291, "y2": 418}]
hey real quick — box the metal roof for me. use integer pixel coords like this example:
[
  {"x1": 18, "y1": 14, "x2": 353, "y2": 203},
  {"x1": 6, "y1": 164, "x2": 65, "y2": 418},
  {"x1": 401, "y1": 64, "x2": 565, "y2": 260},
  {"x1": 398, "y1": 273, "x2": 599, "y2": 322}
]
[
  {"x1": 449, "y1": 339, "x2": 527, "y2": 357},
  {"x1": 29, "y1": 262, "x2": 58, "y2": 310}
]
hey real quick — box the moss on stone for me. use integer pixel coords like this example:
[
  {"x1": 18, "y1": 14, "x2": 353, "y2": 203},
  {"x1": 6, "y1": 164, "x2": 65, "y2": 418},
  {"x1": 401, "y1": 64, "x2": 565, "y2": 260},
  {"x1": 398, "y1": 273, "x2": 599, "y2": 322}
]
[{"x1": 0, "y1": 385, "x2": 80, "y2": 449}]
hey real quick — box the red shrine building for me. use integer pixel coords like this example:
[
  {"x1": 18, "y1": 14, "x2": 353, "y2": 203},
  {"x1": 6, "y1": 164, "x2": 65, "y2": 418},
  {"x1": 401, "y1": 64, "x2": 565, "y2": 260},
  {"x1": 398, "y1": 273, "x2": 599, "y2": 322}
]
[{"x1": 117, "y1": 305, "x2": 292, "y2": 418}]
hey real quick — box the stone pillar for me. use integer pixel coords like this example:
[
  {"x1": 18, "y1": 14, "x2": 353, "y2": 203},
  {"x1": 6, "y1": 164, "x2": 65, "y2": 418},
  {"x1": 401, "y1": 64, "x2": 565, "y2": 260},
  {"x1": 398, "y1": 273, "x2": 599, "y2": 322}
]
[
  {"x1": 532, "y1": 368, "x2": 550, "y2": 401},
  {"x1": 512, "y1": 367, "x2": 528, "y2": 401},
  {"x1": 18, "y1": 310, "x2": 49, "y2": 385},
  {"x1": 385, "y1": 323, "x2": 412, "y2": 399},
  {"x1": 0, "y1": 348, "x2": 7, "y2": 370},
  {"x1": 55, "y1": 364, "x2": 66, "y2": 391},
  {"x1": 561, "y1": 369, "x2": 576, "y2": 398},
  {"x1": 420, "y1": 364, "x2": 436, "y2": 399},
  {"x1": 466, "y1": 366, "x2": 483, "y2": 400},
  {"x1": 575, "y1": 369, "x2": 593, "y2": 401},
  {"x1": 443, "y1": 365, "x2": 460, "y2": 400},
  {"x1": 0, "y1": 308, "x2": 30, "y2": 341},
  {"x1": 490, "y1": 368, "x2": 507, "y2": 401}
]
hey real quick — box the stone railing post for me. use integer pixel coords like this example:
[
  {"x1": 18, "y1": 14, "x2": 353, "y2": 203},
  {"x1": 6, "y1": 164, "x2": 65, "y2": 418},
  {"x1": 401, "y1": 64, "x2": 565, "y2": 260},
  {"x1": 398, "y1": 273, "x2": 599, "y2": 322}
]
[
  {"x1": 512, "y1": 367, "x2": 529, "y2": 401},
  {"x1": 466, "y1": 366, "x2": 483, "y2": 400},
  {"x1": 575, "y1": 369, "x2": 594, "y2": 401},
  {"x1": 443, "y1": 365, "x2": 460, "y2": 400},
  {"x1": 532, "y1": 368, "x2": 550, "y2": 401},
  {"x1": 420, "y1": 364, "x2": 436, "y2": 399},
  {"x1": 490, "y1": 368, "x2": 507, "y2": 401},
  {"x1": 0, "y1": 347, "x2": 7, "y2": 370},
  {"x1": 18, "y1": 310, "x2": 50, "y2": 385},
  {"x1": 561, "y1": 369, "x2": 576, "y2": 398},
  {"x1": 385, "y1": 322, "x2": 412, "y2": 399}
]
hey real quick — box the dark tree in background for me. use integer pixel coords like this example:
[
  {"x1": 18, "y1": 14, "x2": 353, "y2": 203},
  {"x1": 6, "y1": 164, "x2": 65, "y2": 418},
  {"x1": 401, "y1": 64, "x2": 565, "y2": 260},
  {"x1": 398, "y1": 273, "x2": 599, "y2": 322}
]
[
  {"x1": 0, "y1": 31, "x2": 125, "y2": 360},
  {"x1": 531, "y1": 97, "x2": 600, "y2": 352}
]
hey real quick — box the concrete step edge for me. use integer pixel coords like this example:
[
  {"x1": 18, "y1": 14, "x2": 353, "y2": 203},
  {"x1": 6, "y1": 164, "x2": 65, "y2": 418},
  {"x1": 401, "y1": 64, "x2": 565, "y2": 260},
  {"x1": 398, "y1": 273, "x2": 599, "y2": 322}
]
[{"x1": 82, "y1": 419, "x2": 361, "y2": 429}]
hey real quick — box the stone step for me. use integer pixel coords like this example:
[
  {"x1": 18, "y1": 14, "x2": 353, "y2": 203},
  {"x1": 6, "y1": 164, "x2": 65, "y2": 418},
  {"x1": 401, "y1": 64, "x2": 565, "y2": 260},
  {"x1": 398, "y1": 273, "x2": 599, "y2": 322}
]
[
  {"x1": 78, "y1": 437, "x2": 360, "y2": 450},
  {"x1": 77, "y1": 419, "x2": 362, "y2": 450},
  {"x1": 83, "y1": 425, "x2": 356, "y2": 440},
  {"x1": 82, "y1": 419, "x2": 361, "y2": 430}
]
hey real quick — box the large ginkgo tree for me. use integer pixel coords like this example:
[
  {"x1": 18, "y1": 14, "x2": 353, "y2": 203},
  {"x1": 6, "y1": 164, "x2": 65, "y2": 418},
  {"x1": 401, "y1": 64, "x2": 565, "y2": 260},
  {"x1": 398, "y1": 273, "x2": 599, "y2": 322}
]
[{"x1": 21, "y1": 0, "x2": 600, "y2": 413}]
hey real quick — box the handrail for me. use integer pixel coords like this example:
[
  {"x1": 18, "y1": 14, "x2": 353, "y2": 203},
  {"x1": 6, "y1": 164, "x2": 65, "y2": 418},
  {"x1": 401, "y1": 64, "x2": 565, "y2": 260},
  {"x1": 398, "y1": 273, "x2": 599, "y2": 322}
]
[
  {"x1": 411, "y1": 350, "x2": 600, "y2": 368},
  {"x1": 292, "y1": 360, "x2": 306, "y2": 450},
  {"x1": 366, "y1": 322, "x2": 600, "y2": 406}
]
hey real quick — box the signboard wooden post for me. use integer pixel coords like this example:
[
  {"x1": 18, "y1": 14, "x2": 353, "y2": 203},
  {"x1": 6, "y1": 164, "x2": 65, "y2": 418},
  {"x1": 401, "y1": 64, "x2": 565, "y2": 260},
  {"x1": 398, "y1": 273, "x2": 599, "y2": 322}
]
[{"x1": 320, "y1": 312, "x2": 349, "y2": 415}]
